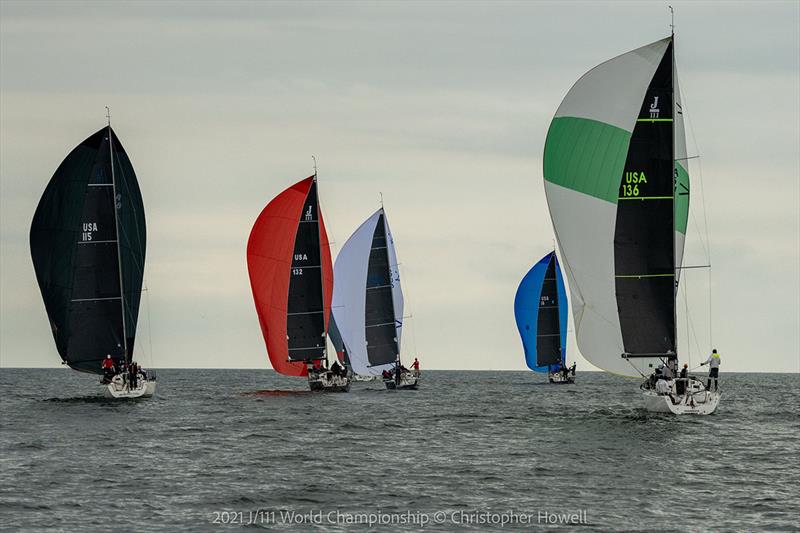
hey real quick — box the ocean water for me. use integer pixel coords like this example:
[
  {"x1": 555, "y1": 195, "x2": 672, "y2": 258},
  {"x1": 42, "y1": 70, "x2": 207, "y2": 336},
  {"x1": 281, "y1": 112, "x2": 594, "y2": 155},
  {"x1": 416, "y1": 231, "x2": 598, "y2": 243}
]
[{"x1": 0, "y1": 369, "x2": 797, "y2": 532}]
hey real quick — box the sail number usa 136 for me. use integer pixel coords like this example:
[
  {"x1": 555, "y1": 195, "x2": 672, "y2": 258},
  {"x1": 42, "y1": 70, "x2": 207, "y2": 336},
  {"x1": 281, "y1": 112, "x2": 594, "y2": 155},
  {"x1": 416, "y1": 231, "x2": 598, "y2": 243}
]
[{"x1": 621, "y1": 171, "x2": 647, "y2": 198}]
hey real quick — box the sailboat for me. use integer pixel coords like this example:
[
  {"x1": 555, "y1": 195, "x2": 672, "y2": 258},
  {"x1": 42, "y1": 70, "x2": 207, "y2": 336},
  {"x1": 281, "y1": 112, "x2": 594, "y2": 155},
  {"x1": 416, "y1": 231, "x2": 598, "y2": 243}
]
[
  {"x1": 30, "y1": 117, "x2": 155, "y2": 399},
  {"x1": 542, "y1": 32, "x2": 719, "y2": 414},
  {"x1": 332, "y1": 207, "x2": 417, "y2": 390},
  {"x1": 247, "y1": 173, "x2": 350, "y2": 392},
  {"x1": 514, "y1": 251, "x2": 573, "y2": 384}
]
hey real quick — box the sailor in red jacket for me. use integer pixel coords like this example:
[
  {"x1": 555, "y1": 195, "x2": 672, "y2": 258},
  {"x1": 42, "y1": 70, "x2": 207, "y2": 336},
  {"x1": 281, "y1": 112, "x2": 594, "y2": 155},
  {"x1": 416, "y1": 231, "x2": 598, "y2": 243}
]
[
  {"x1": 411, "y1": 357, "x2": 420, "y2": 376},
  {"x1": 101, "y1": 355, "x2": 116, "y2": 384},
  {"x1": 101, "y1": 355, "x2": 115, "y2": 372}
]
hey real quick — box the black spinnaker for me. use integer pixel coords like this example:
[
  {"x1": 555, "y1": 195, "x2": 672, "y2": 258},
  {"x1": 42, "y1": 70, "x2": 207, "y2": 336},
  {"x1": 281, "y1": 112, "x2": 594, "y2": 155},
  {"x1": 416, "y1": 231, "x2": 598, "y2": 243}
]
[{"x1": 30, "y1": 126, "x2": 146, "y2": 375}]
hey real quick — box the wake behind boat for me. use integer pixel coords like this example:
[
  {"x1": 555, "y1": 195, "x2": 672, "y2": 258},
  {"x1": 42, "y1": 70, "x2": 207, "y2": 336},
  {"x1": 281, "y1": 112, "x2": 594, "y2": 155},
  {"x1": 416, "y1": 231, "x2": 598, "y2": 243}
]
[
  {"x1": 514, "y1": 251, "x2": 575, "y2": 384},
  {"x1": 30, "y1": 115, "x2": 156, "y2": 399},
  {"x1": 542, "y1": 30, "x2": 719, "y2": 413},
  {"x1": 247, "y1": 171, "x2": 350, "y2": 392},
  {"x1": 332, "y1": 206, "x2": 419, "y2": 390}
]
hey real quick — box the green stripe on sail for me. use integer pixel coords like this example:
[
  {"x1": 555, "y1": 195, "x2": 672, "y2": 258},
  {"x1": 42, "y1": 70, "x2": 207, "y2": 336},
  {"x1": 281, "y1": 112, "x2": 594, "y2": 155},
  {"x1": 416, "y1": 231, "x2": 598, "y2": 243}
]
[
  {"x1": 543, "y1": 117, "x2": 631, "y2": 204},
  {"x1": 675, "y1": 161, "x2": 690, "y2": 234}
]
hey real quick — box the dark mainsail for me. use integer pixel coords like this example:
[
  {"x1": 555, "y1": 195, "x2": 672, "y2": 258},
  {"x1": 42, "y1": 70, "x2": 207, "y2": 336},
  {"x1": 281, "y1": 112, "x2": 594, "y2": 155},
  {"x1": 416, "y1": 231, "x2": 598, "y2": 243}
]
[
  {"x1": 536, "y1": 255, "x2": 562, "y2": 367},
  {"x1": 614, "y1": 41, "x2": 676, "y2": 357},
  {"x1": 287, "y1": 180, "x2": 326, "y2": 361},
  {"x1": 30, "y1": 126, "x2": 146, "y2": 375},
  {"x1": 364, "y1": 214, "x2": 399, "y2": 366}
]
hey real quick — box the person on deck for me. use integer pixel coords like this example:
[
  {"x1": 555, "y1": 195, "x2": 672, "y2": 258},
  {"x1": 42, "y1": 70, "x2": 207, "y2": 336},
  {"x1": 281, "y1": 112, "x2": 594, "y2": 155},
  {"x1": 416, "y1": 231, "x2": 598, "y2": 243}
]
[
  {"x1": 312, "y1": 359, "x2": 323, "y2": 374},
  {"x1": 101, "y1": 355, "x2": 116, "y2": 383},
  {"x1": 330, "y1": 361, "x2": 342, "y2": 377},
  {"x1": 411, "y1": 358, "x2": 420, "y2": 376},
  {"x1": 570, "y1": 362, "x2": 576, "y2": 376},
  {"x1": 660, "y1": 363, "x2": 674, "y2": 380},
  {"x1": 656, "y1": 377, "x2": 678, "y2": 403},
  {"x1": 129, "y1": 361, "x2": 138, "y2": 390},
  {"x1": 676, "y1": 363, "x2": 688, "y2": 395},
  {"x1": 701, "y1": 349, "x2": 721, "y2": 391}
]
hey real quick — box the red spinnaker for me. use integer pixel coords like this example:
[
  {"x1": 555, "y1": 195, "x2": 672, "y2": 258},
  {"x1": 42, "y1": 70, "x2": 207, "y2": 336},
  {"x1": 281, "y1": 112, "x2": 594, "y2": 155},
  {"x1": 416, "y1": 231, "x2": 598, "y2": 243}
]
[{"x1": 247, "y1": 177, "x2": 333, "y2": 377}]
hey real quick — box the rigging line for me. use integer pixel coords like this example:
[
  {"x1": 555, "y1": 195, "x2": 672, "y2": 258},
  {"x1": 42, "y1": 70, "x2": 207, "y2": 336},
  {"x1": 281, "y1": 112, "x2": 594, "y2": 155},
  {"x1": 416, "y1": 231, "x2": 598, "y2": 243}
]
[
  {"x1": 682, "y1": 269, "x2": 706, "y2": 364},
  {"x1": 679, "y1": 71, "x2": 714, "y2": 346},
  {"x1": 622, "y1": 356, "x2": 648, "y2": 379},
  {"x1": 144, "y1": 278, "x2": 155, "y2": 368},
  {"x1": 682, "y1": 265, "x2": 691, "y2": 366}
]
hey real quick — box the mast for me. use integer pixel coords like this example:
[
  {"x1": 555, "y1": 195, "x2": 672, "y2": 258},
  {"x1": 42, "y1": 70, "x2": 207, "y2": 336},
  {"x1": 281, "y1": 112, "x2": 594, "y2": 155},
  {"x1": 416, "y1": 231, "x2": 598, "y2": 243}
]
[
  {"x1": 312, "y1": 156, "x2": 328, "y2": 365},
  {"x1": 106, "y1": 107, "x2": 129, "y2": 364},
  {"x1": 380, "y1": 207, "x2": 401, "y2": 370},
  {"x1": 670, "y1": 24, "x2": 678, "y2": 370}
]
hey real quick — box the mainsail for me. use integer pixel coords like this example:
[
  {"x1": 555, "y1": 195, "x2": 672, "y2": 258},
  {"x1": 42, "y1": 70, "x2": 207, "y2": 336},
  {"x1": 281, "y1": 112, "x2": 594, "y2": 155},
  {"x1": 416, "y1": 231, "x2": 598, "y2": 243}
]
[
  {"x1": 247, "y1": 176, "x2": 334, "y2": 377},
  {"x1": 543, "y1": 36, "x2": 690, "y2": 377},
  {"x1": 332, "y1": 208, "x2": 403, "y2": 376},
  {"x1": 514, "y1": 252, "x2": 568, "y2": 373},
  {"x1": 30, "y1": 126, "x2": 147, "y2": 375}
]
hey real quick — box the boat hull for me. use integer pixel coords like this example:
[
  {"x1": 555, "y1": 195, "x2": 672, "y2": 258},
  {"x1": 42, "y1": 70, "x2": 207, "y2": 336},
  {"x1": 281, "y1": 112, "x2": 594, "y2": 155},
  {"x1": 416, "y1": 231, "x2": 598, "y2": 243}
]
[
  {"x1": 548, "y1": 373, "x2": 575, "y2": 384},
  {"x1": 308, "y1": 373, "x2": 350, "y2": 392},
  {"x1": 103, "y1": 375, "x2": 156, "y2": 399},
  {"x1": 384, "y1": 373, "x2": 419, "y2": 390},
  {"x1": 643, "y1": 379, "x2": 720, "y2": 415}
]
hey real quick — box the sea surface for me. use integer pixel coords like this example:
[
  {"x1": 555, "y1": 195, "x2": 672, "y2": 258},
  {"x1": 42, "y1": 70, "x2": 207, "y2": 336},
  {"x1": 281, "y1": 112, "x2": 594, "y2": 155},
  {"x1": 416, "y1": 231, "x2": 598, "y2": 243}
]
[{"x1": 0, "y1": 369, "x2": 797, "y2": 532}]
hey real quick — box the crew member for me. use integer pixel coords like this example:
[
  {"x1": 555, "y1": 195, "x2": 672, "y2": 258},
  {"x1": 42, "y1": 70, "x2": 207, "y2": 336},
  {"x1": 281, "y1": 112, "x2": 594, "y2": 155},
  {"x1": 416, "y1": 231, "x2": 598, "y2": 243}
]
[
  {"x1": 701, "y1": 349, "x2": 721, "y2": 391},
  {"x1": 101, "y1": 355, "x2": 116, "y2": 383},
  {"x1": 676, "y1": 363, "x2": 688, "y2": 395},
  {"x1": 129, "y1": 361, "x2": 138, "y2": 390},
  {"x1": 411, "y1": 358, "x2": 420, "y2": 376}
]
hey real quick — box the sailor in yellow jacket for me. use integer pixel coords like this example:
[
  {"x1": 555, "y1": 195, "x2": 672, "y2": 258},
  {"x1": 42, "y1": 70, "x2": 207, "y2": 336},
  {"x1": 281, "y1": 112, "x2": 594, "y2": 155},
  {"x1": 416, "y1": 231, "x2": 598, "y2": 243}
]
[{"x1": 701, "y1": 349, "x2": 721, "y2": 391}]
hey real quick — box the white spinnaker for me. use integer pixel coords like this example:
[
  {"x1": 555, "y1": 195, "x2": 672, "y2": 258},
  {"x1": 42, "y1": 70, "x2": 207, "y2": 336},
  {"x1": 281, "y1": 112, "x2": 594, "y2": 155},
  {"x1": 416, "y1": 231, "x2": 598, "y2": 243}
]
[
  {"x1": 545, "y1": 182, "x2": 627, "y2": 373},
  {"x1": 332, "y1": 208, "x2": 403, "y2": 376},
  {"x1": 332, "y1": 211, "x2": 378, "y2": 376},
  {"x1": 554, "y1": 38, "x2": 671, "y2": 130},
  {"x1": 544, "y1": 38, "x2": 671, "y2": 377}
]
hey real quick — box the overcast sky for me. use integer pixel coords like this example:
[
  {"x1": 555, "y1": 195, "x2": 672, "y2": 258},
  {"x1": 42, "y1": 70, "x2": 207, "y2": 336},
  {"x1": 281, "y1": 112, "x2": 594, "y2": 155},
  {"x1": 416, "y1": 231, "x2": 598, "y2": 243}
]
[{"x1": 1, "y1": 1, "x2": 798, "y2": 373}]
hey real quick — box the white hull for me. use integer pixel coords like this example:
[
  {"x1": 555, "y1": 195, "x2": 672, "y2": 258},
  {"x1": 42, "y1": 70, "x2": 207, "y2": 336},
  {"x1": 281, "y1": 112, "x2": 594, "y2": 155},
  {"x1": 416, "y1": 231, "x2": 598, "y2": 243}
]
[
  {"x1": 643, "y1": 379, "x2": 719, "y2": 415},
  {"x1": 384, "y1": 372, "x2": 420, "y2": 390},
  {"x1": 103, "y1": 374, "x2": 156, "y2": 399}
]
